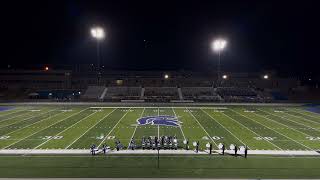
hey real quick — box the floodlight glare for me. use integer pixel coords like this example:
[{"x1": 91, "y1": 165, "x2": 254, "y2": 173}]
[
  {"x1": 164, "y1": 74, "x2": 169, "y2": 79},
  {"x1": 212, "y1": 38, "x2": 227, "y2": 52},
  {"x1": 222, "y1": 74, "x2": 228, "y2": 79},
  {"x1": 263, "y1": 74, "x2": 269, "y2": 79},
  {"x1": 91, "y1": 27, "x2": 105, "y2": 40}
]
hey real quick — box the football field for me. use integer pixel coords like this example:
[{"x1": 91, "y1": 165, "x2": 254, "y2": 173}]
[{"x1": 1, "y1": 104, "x2": 320, "y2": 151}]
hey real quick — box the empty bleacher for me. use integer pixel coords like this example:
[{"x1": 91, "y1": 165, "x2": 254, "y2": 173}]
[
  {"x1": 82, "y1": 86, "x2": 106, "y2": 100},
  {"x1": 181, "y1": 87, "x2": 221, "y2": 102},
  {"x1": 104, "y1": 87, "x2": 142, "y2": 101},
  {"x1": 144, "y1": 87, "x2": 179, "y2": 102},
  {"x1": 216, "y1": 87, "x2": 259, "y2": 102}
]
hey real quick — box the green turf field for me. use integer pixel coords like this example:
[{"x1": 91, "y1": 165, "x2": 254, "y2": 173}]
[
  {"x1": 1, "y1": 155, "x2": 320, "y2": 178},
  {"x1": 1, "y1": 104, "x2": 320, "y2": 178},
  {"x1": 1, "y1": 104, "x2": 320, "y2": 150}
]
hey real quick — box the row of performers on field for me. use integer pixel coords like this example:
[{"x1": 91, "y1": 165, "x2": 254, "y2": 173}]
[
  {"x1": 90, "y1": 137, "x2": 248, "y2": 158},
  {"x1": 141, "y1": 136, "x2": 178, "y2": 150},
  {"x1": 90, "y1": 136, "x2": 179, "y2": 155}
]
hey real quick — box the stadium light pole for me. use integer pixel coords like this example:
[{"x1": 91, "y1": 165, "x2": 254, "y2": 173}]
[
  {"x1": 91, "y1": 26, "x2": 105, "y2": 85},
  {"x1": 211, "y1": 38, "x2": 227, "y2": 86}
]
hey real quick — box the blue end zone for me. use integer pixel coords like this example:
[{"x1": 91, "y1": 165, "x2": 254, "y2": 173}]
[
  {"x1": 303, "y1": 104, "x2": 320, "y2": 114},
  {"x1": 0, "y1": 106, "x2": 15, "y2": 112}
]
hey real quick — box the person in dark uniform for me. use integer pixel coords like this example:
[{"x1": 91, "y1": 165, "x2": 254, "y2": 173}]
[
  {"x1": 196, "y1": 141, "x2": 199, "y2": 153},
  {"x1": 161, "y1": 136, "x2": 165, "y2": 146},
  {"x1": 130, "y1": 138, "x2": 135, "y2": 150},
  {"x1": 102, "y1": 144, "x2": 107, "y2": 154},
  {"x1": 222, "y1": 144, "x2": 225, "y2": 155},
  {"x1": 142, "y1": 137, "x2": 145, "y2": 150},
  {"x1": 91, "y1": 144, "x2": 96, "y2": 155},
  {"x1": 209, "y1": 143, "x2": 212, "y2": 154},
  {"x1": 90, "y1": 145, "x2": 94, "y2": 155},
  {"x1": 234, "y1": 145, "x2": 238, "y2": 156},
  {"x1": 115, "y1": 139, "x2": 120, "y2": 151}
]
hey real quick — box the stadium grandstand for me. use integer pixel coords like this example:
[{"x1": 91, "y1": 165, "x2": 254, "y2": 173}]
[{"x1": 0, "y1": 68, "x2": 319, "y2": 103}]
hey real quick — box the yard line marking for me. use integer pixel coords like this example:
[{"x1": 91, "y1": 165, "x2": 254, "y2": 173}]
[
  {"x1": 201, "y1": 108, "x2": 248, "y2": 148},
  {"x1": 0, "y1": 109, "x2": 32, "y2": 121},
  {"x1": 0, "y1": 107, "x2": 50, "y2": 128},
  {"x1": 254, "y1": 109, "x2": 316, "y2": 138},
  {"x1": 231, "y1": 108, "x2": 313, "y2": 151},
  {"x1": 186, "y1": 107, "x2": 218, "y2": 148},
  {"x1": 34, "y1": 109, "x2": 97, "y2": 149},
  {"x1": 260, "y1": 109, "x2": 320, "y2": 132},
  {"x1": 3, "y1": 108, "x2": 88, "y2": 149},
  {"x1": 0, "y1": 108, "x2": 59, "y2": 136},
  {"x1": 172, "y1": 107, "x2": 186, "y2": 140},
  {"x1": 222, "y1": 110, "x2": 282, "y2": 150},
  {"x1": 65, "y1": 108, "x2": 117, "y2": 149},
  {"x1": 97, "y1": 108, "x2": 132, "y2": 148},
  {"x1": 0, "y1": 107, "x2": 54, "y2": 128},
  {"x1": 127, "y1": 108, "x2": 145, "y2": 149},
  {"x1": 283, "y1": 108, "x2": 320, "y2": 124}
]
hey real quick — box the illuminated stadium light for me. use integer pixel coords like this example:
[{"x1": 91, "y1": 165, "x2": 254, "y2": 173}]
[
  {"x1": 44, "y1": 66, "x2": 49, "y2": 71},
  {"x1": 211, "y1": 38, "x2": 227, "y2": 84},
  {"x1": 211, "y1": 38, "x2": 227, "y2": 52},
  {"x1": 164, "y1": 74, "x2": 169, "y2": 79},
  {"x1": 91, "y1": 27, "x2": 105, "y2": 40},
  {"x1": 222, "y1": 74, "x2": 228, "y2": 79},
  {"x1": 263, "y1": 74, "x2": 269, "y2": 79}
]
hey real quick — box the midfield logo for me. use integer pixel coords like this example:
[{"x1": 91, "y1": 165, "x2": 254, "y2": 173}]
[{"x1": 137, "y1": 115, "x2": 182, "y2": 127}]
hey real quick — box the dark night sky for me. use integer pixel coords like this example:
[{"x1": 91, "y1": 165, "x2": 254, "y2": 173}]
[{"x1": 0, "y1": 0, "x2": 319, "y2": 76}]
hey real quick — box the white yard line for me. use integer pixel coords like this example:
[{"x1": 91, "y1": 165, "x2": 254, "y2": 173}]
[
  {"x1": 3, "y1": 108, "x2": 88, "y2": 149},
  {"x1": 253, "y1": 109, "x2": 316, "y2": 139},
  {"x1": 186, "y1": 107, "x2": 218, "y2": 147},
  {"x1": 34, "y1": 110, "x2": 97, "y2": 149},
  {"x1": 222, "y1": 110, "x2": 282, "y2": 150},
  {"x1": 127, "y1": 108, "x2": 145, "y2": 149},
  {"x1": 231, "y1": 108, "x2": 313, "y2": 151},
  {"x1": 282, "y1": 109, "x2": 320, "y2": 125},
  {"x1": 65, "y1": 108, "x2": 117, "y2": 149},
  {"x1": 97, "y1": 108, "x2": 132, "y2": 148},
  {"x1": 260, "y1": 109, "x2": 320, "y2": 132},
  {"x1": 0, "y1": 108, "x2": 53, "y2": 128},
  {"x1": 172, "y1": 107, "x2": 186, "y2": 140},
  {"x1": 0, "y1": 109, "x2": 32, "y2": 121},
  {"x1": 201, "y1": 108, "x2": 248, "y2": 148},
  {"x1": 1, "y1": 108, "x2": 60, "y2": 136}
]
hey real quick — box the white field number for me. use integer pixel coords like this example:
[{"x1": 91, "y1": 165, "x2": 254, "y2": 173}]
[
  {"x1": 0, "y1": 136, "x2": 10, "y2": 140},
  {"x1": 212, "y1": 136, "x2": 224, "y2": 140},
  {"x1": 41, "y1": 136, "x2": 63, "y2": 140},
  {"x1": 122, "y1": 109, "x2": 133, "y2": 112},
  {"x1": 306, "y1": 136, "x2": 320, "y2": 141},
  {"x1": 254, "y1": 136, "x2": 276, "y2": 141},
  {"x1": 107, "y1": 136, "x2": 115, "y2": 140}
]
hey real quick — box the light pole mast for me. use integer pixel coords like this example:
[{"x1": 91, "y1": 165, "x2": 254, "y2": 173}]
[
  {"x1": 211, "y1": 38, "x2": 227, "y2": 86},
  {"x1": 91, "y1": 26, "x2": 105, "y2": 85}
]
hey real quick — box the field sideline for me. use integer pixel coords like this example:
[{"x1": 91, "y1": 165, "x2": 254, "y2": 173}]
[{"x1": 0, "y1": 104, "x2": 320, "y2": 151}]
